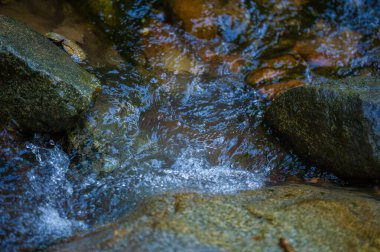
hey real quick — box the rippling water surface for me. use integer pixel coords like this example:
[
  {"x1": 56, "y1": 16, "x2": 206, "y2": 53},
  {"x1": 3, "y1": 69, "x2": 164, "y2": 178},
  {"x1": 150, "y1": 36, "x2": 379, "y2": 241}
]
[{"x1": 0, "y1": 0, "x2": 379, "y2": 250}]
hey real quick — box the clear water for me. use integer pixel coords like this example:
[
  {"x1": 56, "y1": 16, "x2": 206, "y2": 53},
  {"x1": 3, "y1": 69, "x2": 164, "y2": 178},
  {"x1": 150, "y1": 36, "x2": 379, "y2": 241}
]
[{"x1": 0, "y1": 0, "x2": 379, "y2": 250}]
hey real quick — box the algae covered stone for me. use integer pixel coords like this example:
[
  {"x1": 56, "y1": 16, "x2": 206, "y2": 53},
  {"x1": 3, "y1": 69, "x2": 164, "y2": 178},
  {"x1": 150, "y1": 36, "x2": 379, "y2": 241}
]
[
  {"x1": 68, "y1": 91, "x2": 140, "y2": 174},
  {"x1": 0, "y1": 15, "x2": 100, "y2": 132},
  {"x1": 70, "y1": 0, "x2": 123, "y2": 29},
  {"x1": 86, "y1": 0, "x2": 120, "y2": 28},
  {"x1": 49, "y1": 184, "x2": 380, "y2": 251},
  {"x1": 265, "y1": 76, "x2": 380, "y2": 179}
]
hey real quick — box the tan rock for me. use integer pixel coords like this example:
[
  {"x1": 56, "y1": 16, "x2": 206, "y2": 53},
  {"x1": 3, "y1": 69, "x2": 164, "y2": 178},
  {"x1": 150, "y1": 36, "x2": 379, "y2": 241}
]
[{"x1": 49, "y1": 184, "x2": 380, "y2": 252}]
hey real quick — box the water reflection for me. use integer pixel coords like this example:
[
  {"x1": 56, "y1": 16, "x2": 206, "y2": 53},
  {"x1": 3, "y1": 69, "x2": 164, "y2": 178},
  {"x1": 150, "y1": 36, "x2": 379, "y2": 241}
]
[{"x1": 0, "y1": 0, "x2": 379, "y2": 250}]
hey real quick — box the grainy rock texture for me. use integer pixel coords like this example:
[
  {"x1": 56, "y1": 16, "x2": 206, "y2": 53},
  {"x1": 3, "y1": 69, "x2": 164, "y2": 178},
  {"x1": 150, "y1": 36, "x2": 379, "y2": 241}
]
[
  {"x1": 0, "y1": 15, "x2": 100, "y2": 132},
  {"x1": 265, "y1": 76, "x2": 380, "y2": 179},
  {"x1": 49, "y1": 184, "x2": 380, "y2": 252}
]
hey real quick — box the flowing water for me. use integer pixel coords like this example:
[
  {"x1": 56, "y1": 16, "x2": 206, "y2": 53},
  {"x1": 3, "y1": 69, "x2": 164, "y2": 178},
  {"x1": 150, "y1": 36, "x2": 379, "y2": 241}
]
[{"x1": 0, "y1": 0, "x2": 379, "y2": 250}]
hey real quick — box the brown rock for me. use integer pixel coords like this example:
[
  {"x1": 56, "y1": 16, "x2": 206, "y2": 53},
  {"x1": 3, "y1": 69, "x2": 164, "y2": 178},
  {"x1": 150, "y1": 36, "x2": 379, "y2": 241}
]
[
  {"x1": 258, "y1": 80, "x2": 305, "y2": 99},
  {"x1": 167, "y1": 0, "x2": 247, "y2": 41},
  {"x1": 167, "y1": 0, "x2": 219, "y2": 40},
  {"x1": 138, "y1": 19, "x2": 198, "y2": 74},
  {"x1": 294, "y1": 29, "x2": 362, "y2": 69},
  {"x1": 246, "y1": 68, "x2": 286, "y2": 87},
  {"x1": 245, "y1": 54, "x2": 307, "y2": 88}
]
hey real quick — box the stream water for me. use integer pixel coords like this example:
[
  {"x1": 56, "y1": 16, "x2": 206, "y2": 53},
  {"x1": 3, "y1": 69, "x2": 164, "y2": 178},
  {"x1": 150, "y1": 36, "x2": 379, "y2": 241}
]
[{"x1": 0, "y1": 0, "x2": 379, "y2": 250}]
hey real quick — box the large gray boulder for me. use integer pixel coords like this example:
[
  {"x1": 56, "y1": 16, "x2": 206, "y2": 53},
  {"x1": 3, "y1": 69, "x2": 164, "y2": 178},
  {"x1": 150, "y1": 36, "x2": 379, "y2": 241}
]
[
  {"x1": 265, "y1": 76, "x2": 380, "y2": 179},
  {"x1": 49, "y1": 184, "x2": 380, "y2": 251},
  {"x1": 0, "y1": 15, "x2": 100, "y2": 133}
]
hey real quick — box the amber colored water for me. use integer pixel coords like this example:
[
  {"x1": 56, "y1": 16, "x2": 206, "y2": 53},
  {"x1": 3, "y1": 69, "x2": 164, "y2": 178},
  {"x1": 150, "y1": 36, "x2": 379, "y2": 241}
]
[{"x1": 0, "y1": 0, "x2": 379, "y2": 250}]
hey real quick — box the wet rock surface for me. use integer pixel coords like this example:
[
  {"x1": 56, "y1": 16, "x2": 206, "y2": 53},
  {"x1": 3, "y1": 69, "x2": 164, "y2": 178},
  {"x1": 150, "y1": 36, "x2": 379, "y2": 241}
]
[
  {"x1": 245, "y1": 54, "x2": 308, "y2": 99},
  {"x1": 49, "y1": 184, "x2": 380, "y2": 252},
  {"x1": 293, "y1": 22, "x2": 362, "y2": 70},
  {"x1": 68, "y1": 92, "x2": 139, "y2": 173},
  {"x1": 45, "y1": 32, "x2": 87, "y2": 63},
  {"x1": 265, "y1": 76, "x2": 380, "y2": 179},
  {"x1": 0, "y1": 0, "x2": 380, "y2": 251},
  {"x1": 0, "y1": 0, "x2": 124, "y2": 67},
  {"x1": 0, "y1": 15, "x2": 100, "y2": 133},
  {"x1": 166, "y1": 0, "x2": 248, "y2": 41},
  {"x1": 82, "y1": 0, "x2": 122, "y2": 28},
  {"x1": 138, "y1": 19, "x2": 200, "y2": 75}
]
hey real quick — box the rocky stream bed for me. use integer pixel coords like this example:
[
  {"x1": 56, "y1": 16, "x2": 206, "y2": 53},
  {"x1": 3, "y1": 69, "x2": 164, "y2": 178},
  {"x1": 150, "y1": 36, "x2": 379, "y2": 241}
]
[{"x1": 0, "y1": 0, "x2": 379, "y2": 251}]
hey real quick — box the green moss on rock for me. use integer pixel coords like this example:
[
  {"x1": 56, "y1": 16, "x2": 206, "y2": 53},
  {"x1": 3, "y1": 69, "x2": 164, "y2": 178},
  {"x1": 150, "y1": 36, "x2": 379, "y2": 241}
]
[
  {"x1": 86, "y1": 0, "x2": 121, "y2": 28},
  {"x1": 68, "y1": 93, "x2": 139, "y2": 174},
  {"x1": 69, "y1": 0, "x2": 125, "y2": 29},
  {"x1": 264, "y1": 76, "x2": 380, "y2": 179},
  {"x1": 49, "y1": 184, "x2": 380, "y2": 251},
  {"x1": 0, "y1": 15, "x2": 100, "y2": 133}
]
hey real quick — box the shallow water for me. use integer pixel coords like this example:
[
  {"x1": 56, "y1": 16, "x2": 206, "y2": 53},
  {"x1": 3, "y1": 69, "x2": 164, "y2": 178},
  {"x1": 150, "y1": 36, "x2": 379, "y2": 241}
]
[{"x1": 0, "y1": 0, "x2": 379, "y2": 250}]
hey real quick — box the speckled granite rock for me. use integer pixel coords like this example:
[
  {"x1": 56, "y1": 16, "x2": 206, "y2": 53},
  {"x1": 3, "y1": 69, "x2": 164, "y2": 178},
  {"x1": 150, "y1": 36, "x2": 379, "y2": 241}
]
[
  {"x1": 265, "y1": 76, "x2": 380, "y2": 179},
  {"x1": 49, "y1": 184, "x2": 380, "y2": 251},
  {"x1": 0, "y1": 15, "x2": 100, "y2": 132}
]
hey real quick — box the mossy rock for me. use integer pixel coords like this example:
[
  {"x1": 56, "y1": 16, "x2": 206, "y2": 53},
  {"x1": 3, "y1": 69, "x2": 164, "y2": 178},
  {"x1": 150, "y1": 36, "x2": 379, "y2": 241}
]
[
  {"x1": 0, "y1": 15, "x2": 100, "y2": 133},
  {"x1": 70, "y1": 0, "x2": 125, "y2": 29},
  {"x1": 68, "y1": 92, "x2": 139, "y2": 174},
  {"x1": 49, "y1": 184, "x2": 380, "y2": 251},
  {"x1": 0, "y1": 0, "x2": 13, "y2": 4},
  {"x1": 265, "y1": 76, "x2": 380, "y2": 179},
  {"x1": 86, "y1": 0, "x2": 121, "y2": 28}
]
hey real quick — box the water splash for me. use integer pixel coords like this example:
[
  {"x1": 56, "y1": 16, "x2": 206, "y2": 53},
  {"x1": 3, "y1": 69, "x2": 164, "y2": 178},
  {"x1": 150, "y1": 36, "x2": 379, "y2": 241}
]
[
  {"x1": 27, "y1": 143, "x2": 73, "y2": 195},
  {"x1": 1, "y1": 0, "x2": 376, "y2": 250},
  {"x1": 148, "y1": 147, "x2": 264, "y2": 194},
  {"x1": 37, "y1": 206, "x2": 86, "y2": 241},
  {"x1": 0, "y1": 142, "x2": 86, "y2": 251}
]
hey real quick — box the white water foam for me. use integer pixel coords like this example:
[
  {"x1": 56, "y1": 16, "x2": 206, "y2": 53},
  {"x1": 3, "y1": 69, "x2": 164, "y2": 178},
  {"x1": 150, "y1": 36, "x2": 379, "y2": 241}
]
[
  {"x1": 38, "y1": 206, "x2": 86, "y2": 239},
  {"x1": 168, "y1": 149, "x2": 262, "y2": 193},
  {"x1": 128, "y1": 147, "x2": 264, "y2": 196},
  {"x1": 26, "y1": 143, "x2": 87, "y2": 241}
]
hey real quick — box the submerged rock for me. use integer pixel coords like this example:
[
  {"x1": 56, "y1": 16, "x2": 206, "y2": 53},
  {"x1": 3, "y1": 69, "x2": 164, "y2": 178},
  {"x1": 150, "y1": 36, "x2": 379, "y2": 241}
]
[
  {"x1": 245, "y1": 54, "x2": 307, "y2": 88},
  {"x1": 293, "y1": 23, "x2": 361, "y2": 70},
  {"x1": 166, "y1": 0, "x2": 248, "y2": 41},
  {"x1": 0, "y1": 15, "x2": 100, "y2": 133},
  {"x1": 137, "y1": 18, "x2": 248, "y2": 76},
  {"x1": 71, "y1": 0, "x2": 122, "y2": 29},
  {"x1": 138, "y1": 19, "x2": 200, "y2": 75},
  {"x1": 166, "y1": 0, "x2": 218, "y2": 40},
  {"x1": 245, "y1": 54, "x2": 307, "y2": 99},
  {"x1": 49, "y1": 184, "x2": 380, "y2": 251},
  {"x1": 258, "y1": 80, "x2": 305, "y2": 100},
  {"x1": 265, "y1": 76, "x2": 380, "y2": 179},
  {"x1": 68, "y1": 93, "x2": 139, "y2": 174}
]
